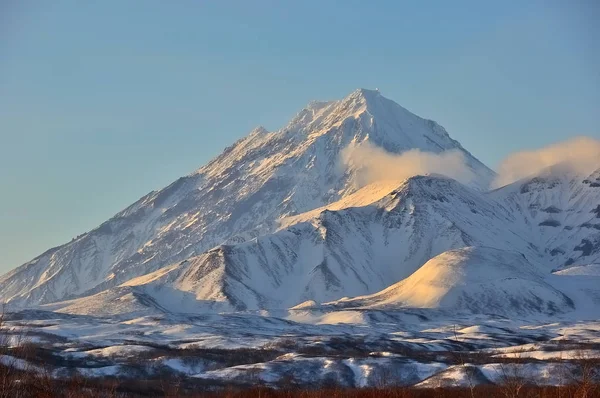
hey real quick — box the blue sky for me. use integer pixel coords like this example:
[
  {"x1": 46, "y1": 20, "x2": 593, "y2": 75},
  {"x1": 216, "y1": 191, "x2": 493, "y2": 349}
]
[{"x1": 1, "y1": 0, "x2": 598, "y2": 272}]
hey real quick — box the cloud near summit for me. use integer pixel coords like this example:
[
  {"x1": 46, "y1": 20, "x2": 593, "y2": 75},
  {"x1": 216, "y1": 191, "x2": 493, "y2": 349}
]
[
  {"x1": 341, "y1": 136, "x2": 600, "y2": 190},
  {"x1": 340, "y1": 142, "x2": 475, "y2": 187}
]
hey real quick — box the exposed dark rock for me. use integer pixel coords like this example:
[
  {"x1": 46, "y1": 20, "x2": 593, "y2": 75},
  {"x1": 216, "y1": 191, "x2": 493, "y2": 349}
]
[
  {"x1": 574, "y1": 239, "x2": 598, "y2": 257},
  {"x1": 542, "y1": 206, "x2": 562, "y2": 213},
  {"x1": 564, "y1": 258, "x2": 575, "y2": 266},
  {"x1": 539, "y1": 220, "x2": 561, "y2": 227}
]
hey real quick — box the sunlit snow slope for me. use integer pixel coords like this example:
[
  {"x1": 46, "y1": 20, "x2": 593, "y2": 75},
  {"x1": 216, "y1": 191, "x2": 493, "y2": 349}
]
[{"x1": 326, "y1": 247, "x2": 575, "y2": 316}]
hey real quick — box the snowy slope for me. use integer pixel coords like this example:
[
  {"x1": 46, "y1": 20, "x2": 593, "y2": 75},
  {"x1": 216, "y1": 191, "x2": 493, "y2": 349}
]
[
  {"x1": 326, "y1": 247, "x2": 574, "y2": 316},
  {"x1": 490, "y1": 165, "x2": 600, "y2": 269},
  {"x1": 0, "y1": 89, "x2": 494, "y2": 308},
  {"x1": 38, "y1": 167, "x2": 600, "y2": 316},
  {"x1": 8, "y1": 168, "x2": 600, "y2": 319},
  {"x1": 42, "y1": 175, "x2": 548, "y2": 314}
]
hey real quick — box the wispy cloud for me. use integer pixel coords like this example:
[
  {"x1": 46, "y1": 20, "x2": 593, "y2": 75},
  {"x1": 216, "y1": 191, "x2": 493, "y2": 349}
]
[
  {"x1": 340, "y1": 141, "x2": 475, "y2": 187},
  {"x1": 493, "y1": 136, "x2": 600, "y2": 188}
]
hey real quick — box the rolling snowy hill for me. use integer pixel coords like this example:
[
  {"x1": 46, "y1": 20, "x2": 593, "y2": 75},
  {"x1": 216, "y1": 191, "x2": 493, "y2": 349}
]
[{"x1": 324, "y1": 247, "x2": 575, "y2": 316}]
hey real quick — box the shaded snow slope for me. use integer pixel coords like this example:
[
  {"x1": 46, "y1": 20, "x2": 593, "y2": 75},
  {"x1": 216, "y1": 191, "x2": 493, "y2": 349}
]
[{"x1": 490, "y1": 165, "x2": 600, "y2": 269}]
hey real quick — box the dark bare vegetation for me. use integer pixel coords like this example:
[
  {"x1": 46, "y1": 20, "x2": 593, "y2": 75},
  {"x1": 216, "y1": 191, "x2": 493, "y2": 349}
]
[
  {"x1": 0, "y1": 375, "x2": 599, "y2": 398},
  {"x1": 1, "y1": 313, "x2": 599, "y2": 397}
]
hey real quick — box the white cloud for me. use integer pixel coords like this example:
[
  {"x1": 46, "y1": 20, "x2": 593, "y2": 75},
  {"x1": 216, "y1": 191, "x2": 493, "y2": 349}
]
[
  {"x1": 340, "y1": 141, "x2": 474, "y2": 187},
  {"x1": 493, "y1": 136, "x2": 600, "y2": 188}
]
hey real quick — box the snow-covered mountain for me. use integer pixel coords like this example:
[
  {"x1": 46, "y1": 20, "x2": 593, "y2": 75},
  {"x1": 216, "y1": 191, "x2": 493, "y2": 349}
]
[
  {"x1": 0, "y1": 89, "x2": 494, "y2": 308},
  {"x1": 2, "y1": 88, "x2": 599, "y2": 393},
  {"x1": 1, "y1": 88, "x2": 599, "y2": 320},
  {"x1": 41, "y1": 169, "x2": 600, "y2": 317},
  {"x1": 41, "y1": 176, "x2": 513, "y2": 315}
]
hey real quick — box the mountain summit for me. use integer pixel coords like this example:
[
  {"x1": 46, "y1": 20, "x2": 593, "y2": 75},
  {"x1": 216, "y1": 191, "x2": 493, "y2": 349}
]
[{"x1": 0, "y1": 89, "x2": 494, "y2": 308}]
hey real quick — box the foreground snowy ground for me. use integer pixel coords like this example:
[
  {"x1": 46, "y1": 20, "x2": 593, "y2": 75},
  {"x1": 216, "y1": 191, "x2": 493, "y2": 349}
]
[{"x1": 2, "y1": 309, "x2": 599, "y2": 388}]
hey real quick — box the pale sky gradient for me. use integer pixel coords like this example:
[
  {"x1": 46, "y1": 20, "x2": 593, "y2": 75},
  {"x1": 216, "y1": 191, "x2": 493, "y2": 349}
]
[{"x1": 1, "y1": 0, "x2": 599, "y2": 273}]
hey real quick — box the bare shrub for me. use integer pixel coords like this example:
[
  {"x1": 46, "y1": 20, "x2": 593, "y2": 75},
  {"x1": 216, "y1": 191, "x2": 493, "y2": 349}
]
[
  {"x1": 495, "y1": 349, "x2": 528, "y2": 398},
  {"x1": 571, "y1": 350, "x2": 599, "y2": 398}
]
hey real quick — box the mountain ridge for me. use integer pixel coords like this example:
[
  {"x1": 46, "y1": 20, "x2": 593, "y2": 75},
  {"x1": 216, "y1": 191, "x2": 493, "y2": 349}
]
[
  {"x1": 0, "y1": 89, "x2": 494, "y2": 309},
  {"x1": 36, "y1": 169, "x2": 600, "y2": 316}
]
